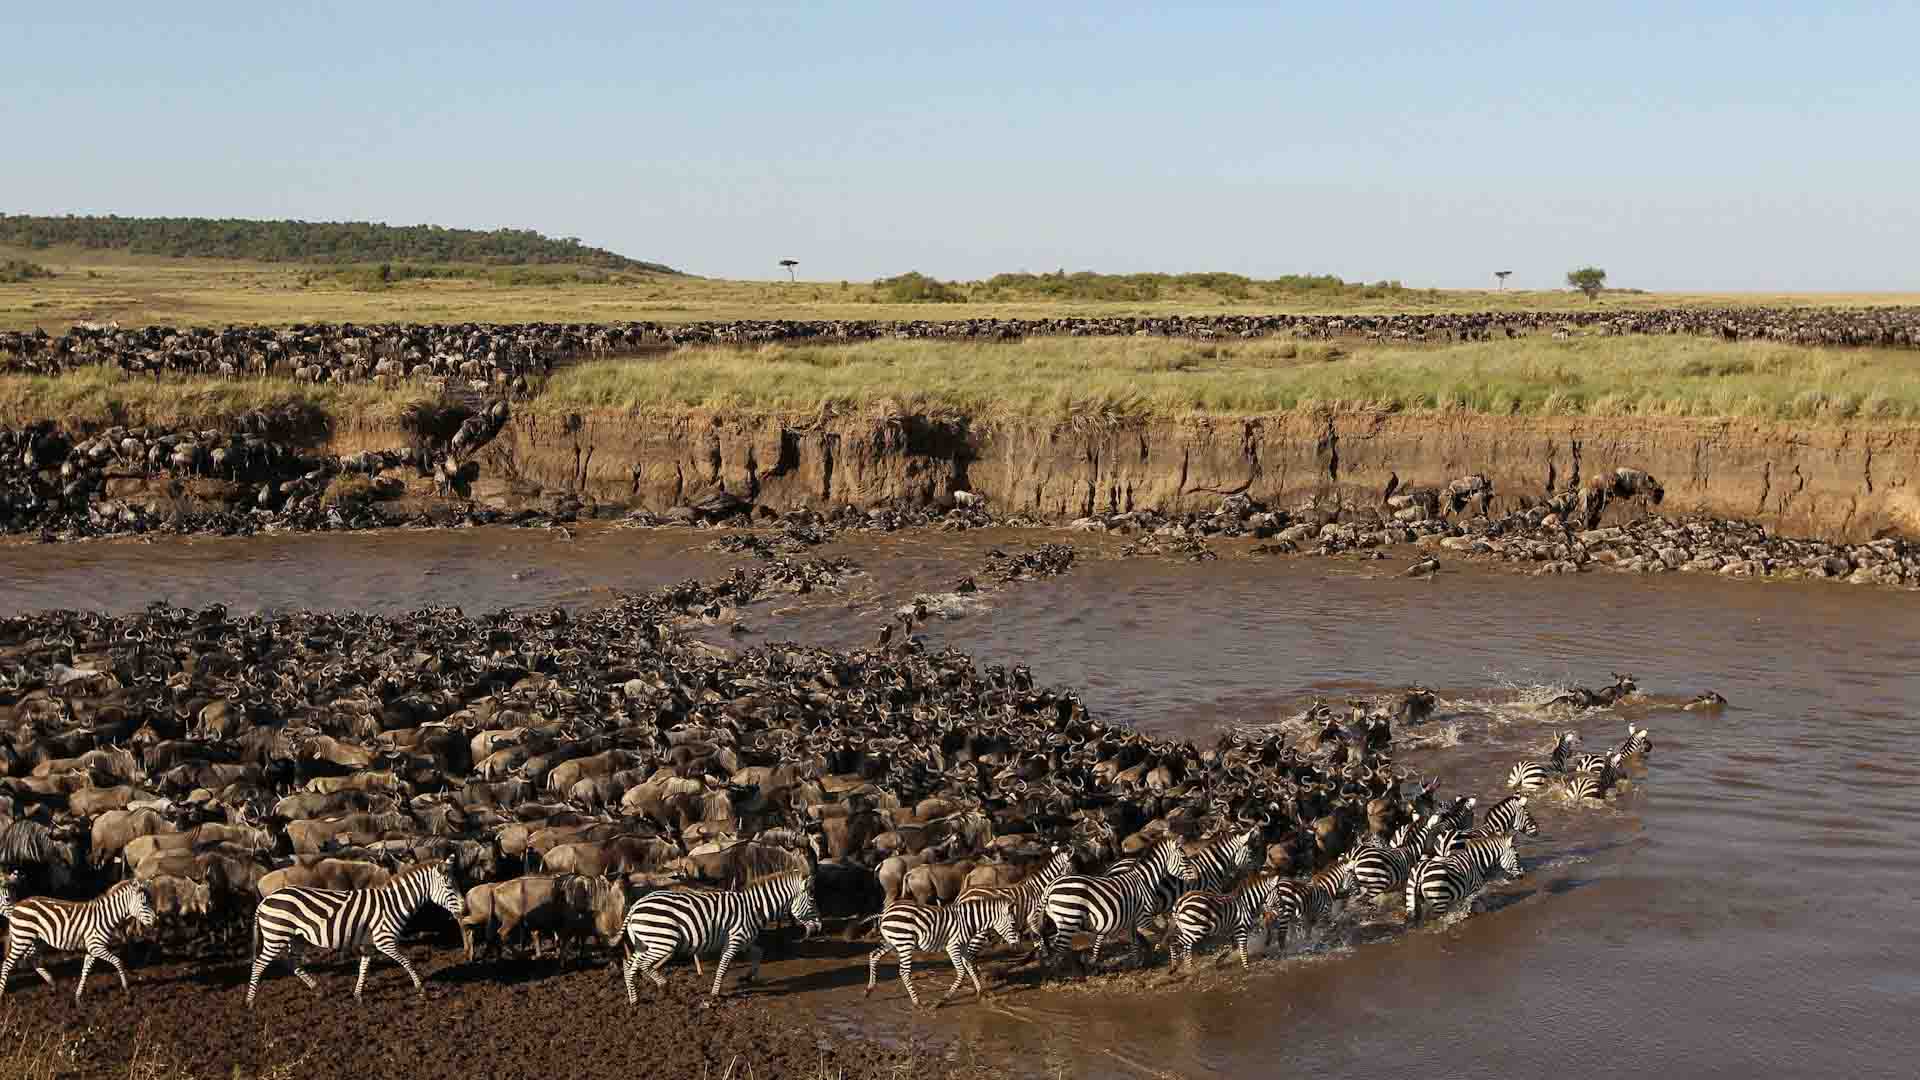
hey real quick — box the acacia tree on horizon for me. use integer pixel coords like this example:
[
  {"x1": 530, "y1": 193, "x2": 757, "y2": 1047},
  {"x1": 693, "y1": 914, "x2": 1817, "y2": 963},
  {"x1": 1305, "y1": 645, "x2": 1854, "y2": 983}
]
[
  {"x1": 1494, "y1": 270, "x2": 1513, "y2": 290},
  {"x1": 779, "y1": 258, "x2": 799, "y2": 282},
  {"x1": 1567, "y1": 266, "x2": 1607, "y2": 299}
]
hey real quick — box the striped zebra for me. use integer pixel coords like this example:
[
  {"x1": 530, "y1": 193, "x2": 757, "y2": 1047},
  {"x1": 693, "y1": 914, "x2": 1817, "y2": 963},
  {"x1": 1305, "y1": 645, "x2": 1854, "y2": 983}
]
[
  {"x1": 1037, "y1": 838, "x2": 1190, "y2": 975},
  {"x1": 1, "y1": 880, "x2": 156, "y2": 1000},
  {"x1": 1167, "y1": 873, "x2": 1287, "y2": 972},
  {"x1": 1406, "y1": 833, "x2": 1519, "y2": 923},
  {"x1": 1411, "y1": 797, "x2": 1477, "y2": 854},
  {"x1": 1564, "y1": 752, "x2": 1626, "y2": 801},
  {"x1": 1341, "y1": 841, "x2": 1421, "y2": 905},
  {"x1": 955, "y1": 844, "x2": 1073, "y2": 946},
  {"x1": 1182, "y1": 827, "x2": 1265, "y2": 893},
  {"x1": 865, "y1": 896, "x2": 1019, "y2": 1007},
  {"x1": 1615, "y1": 723, "x2": 1653, "y2": 759},
  {"x1": 1469, "y1": 795, "x2": 1540, "y2": 838},
  {"x1": 1508, "y1": 731, "x2": 1580, "y2": 791},
  {"x1": 247, "y1": 861, "x2": 464, "y2": 1009},
  {"x1": 1265, "y1": 876, "x2": 1340, "y2": 951},
  {"x1": 621, "y1": 870, "x2": 821, "y2": 1003}
]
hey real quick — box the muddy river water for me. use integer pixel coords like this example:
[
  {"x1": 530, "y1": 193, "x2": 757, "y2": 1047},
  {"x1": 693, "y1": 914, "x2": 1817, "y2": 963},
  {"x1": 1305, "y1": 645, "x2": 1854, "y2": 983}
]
[{"x1": 4, "y1": 525, "x2": 1917, "y2": 1080}]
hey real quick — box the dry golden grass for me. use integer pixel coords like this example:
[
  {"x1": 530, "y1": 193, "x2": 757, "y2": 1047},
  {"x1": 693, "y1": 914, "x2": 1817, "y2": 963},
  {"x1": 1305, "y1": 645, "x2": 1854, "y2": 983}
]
[
  {"x1": 8, "y1": 333, "x2": 1920, "y2": 431},
  {"x1": 0, "y1": 367, "x2": 422, "y2": 429},
  {"x1": 537, "y1": 334, "x2": 1920, "y2": 423},
  {"x1": 4, "y1": 246, "x2": 1916, "y2": 331}
]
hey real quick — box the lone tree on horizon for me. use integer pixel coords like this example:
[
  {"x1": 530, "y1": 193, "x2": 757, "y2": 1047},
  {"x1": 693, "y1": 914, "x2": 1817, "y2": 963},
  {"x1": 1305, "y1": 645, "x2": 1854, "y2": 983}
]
[
  {"x1": 1494, "y1": 270, "x2": 1513, "y2": 289},
  {"x1": 1566, "y1": 266, "x2": 1607, "y2": 299},
  {"x1": 778, "y1": 258, "x2": 799, "y2": 282}
]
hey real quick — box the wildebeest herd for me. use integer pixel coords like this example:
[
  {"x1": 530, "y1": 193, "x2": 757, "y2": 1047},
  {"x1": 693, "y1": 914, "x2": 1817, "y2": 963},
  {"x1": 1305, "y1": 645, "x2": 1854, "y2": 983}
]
[
  {"x1": 3, "y1": 306, "x2": 1916, "y2": 382},
  {"x1": 0, "y1": 567, "x2": 1666, "y2": 1012}
]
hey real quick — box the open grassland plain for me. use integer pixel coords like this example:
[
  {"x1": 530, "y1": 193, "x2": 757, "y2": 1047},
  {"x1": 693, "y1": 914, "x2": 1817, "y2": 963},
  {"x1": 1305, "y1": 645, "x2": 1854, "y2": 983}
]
[{"x1": 6, "y1": 246, "x2": 1919, "y2": 330}]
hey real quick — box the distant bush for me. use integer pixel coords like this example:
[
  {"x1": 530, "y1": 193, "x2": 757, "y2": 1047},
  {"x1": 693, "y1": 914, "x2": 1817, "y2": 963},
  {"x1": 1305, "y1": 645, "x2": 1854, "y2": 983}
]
[
  {"x1": 0, "y1": 258, "x2": 54, "y2": 283},
  {"x1": 877, "y1": 272, "x2": 965, "y2": 303}
]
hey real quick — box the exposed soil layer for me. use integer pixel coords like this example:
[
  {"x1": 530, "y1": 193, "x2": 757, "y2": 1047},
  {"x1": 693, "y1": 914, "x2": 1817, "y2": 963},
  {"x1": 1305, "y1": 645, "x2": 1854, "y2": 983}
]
[{"x1": 462, "y1": 410, "x2": 1920, "y2": 542}]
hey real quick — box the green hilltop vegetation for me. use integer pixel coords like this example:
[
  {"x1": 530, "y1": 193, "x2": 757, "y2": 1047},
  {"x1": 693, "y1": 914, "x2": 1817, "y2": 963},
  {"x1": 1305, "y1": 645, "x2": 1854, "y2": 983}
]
[
  {"x1": 873, "y1": 269, "x2": 1416, "y2": 303},
  {"x1": 0, "y1": 213, "x2": 677, "y2": 273}
]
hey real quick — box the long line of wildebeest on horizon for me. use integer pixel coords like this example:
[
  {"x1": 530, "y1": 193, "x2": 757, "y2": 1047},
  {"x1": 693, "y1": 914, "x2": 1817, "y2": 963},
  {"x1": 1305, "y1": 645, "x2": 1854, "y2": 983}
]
[
  {"x1": 3, "y1": 306, "x2": 1919, "y2": 385},
  {"x1": 0, "y1": 553, "x2": 1682, "y2": 1010}
]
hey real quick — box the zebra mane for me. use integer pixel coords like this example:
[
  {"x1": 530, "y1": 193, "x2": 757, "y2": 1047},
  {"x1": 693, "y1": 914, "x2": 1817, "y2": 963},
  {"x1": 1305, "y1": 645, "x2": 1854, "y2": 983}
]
[{"x1": 743, "y1": 868, "x2": 809, "y2": 890}]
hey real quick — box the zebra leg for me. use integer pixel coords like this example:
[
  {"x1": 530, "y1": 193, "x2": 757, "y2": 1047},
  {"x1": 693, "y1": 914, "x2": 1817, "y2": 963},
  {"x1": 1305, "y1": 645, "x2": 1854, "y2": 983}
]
[
  {"x1": 90, "y1": 942, "x2": 132, "y2": 995},
  {"x1": 898, "y1": 950, "x2": 919, "y2": 1008},
  {"x1": 354, "y1": 954, "x2": 373, "y2": 1001},
  {"x1": 288, "y1": 940, "x2": 320, "y2": 993},
  {"x1": 376, "y1": 938, "x2": 425, "y2": 996},
  {"x1": 1234, "y1": 931, "x2": 1251, "y2": 971},
  {"x1": 1085, "y1": 931, "x2": 1105, "y2": 973},
  {"x1": 76, "y1": 952, "x2": 96, "y2": 1000},
  {"x1": 0, "y1": 939, "x2": 29, "y2": 994},
  {"x1": 642, "y1": 948, "x2": 670, "y2": 991},
  {"x1": 864, "y1": 947, "x2": 886, "y2": 997},
  {"x1": 710, "y1": 938, "x2": 742, "y2": 998}
]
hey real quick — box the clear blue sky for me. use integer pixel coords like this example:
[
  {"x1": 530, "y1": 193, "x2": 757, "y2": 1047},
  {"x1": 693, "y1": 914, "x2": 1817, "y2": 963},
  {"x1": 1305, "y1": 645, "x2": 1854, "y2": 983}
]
[{"x1": 6, "y1": 2, "x2": 1916, "y2": 289}]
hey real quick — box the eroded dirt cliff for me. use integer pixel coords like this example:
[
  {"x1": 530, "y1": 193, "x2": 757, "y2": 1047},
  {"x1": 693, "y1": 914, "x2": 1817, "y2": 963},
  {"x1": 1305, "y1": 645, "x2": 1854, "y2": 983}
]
[{"x1": 319, "y1": 408, "x2": 1918, "y2": 541}]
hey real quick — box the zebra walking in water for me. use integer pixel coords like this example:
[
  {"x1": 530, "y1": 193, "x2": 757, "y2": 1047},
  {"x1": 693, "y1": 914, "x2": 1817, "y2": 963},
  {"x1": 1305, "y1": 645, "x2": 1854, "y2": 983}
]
[
  {"x1": 247, "y1": 861, "x2": 465, "y2": 1009},
  {"x1": 1508, "y1": 731, "x2": 1580, "y2": 791},
  {"x1": 1167, "y1": 872, "x2": 1288, "y2": 972},
  {"x1": 1036, "y1": 838, "x2": 1191, "y2": 975},
  {"x1": 955, "y1": 844, "x2": 1073, "y2": 949},
  {"x1": 1407, "y1": 833, "x2": 1520, "y2": 923},
  {"x1": 621, "y1": 870, "x2": 821, "y2": 1003},
  {"x1": 1265, "y1": 875, "x2": 1341, "y2": 951},
  {"x1": 866, "y1": 895, "x2": 1019, "y2": 1007},
  {"x1": 1565, "y1": 752, "x2": 1627, "y2": 801},
  {"x1": 1470, "y1": 795, "x2": 1540, "y2": 838},
  {"x1": 1, "y1": 880, "x2": 156, "y2": 1000}
]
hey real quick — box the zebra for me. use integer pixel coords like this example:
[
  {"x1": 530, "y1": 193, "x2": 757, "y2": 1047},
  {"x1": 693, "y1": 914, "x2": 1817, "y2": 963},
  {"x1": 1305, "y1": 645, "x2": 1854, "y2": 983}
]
[
  {"x1": 1406, "y1": 833, "x2": 1520, "y2": 923},
  {"x1": 247, "y1": 861, "x2": 464, "y2": 1009},
  {"x1": 1265, "y1": 876, "x2": 1340, "y2": 951},
  {"x1": 1167, "y1": 873, "x2": 1287, "y2": 972},
  {"x1": 1508, "y1": 731, "x2": 1580, "y2": 791},
  {"x1": 1565, "y1": 752, "x2": 1626, "y2": 801},
  {"x1": 1615, "y1": 723, "x2": 1653, "y2": 759},
  {"x1": 1, "y1": 880, "x2": 156, "y2": 1000},
  {"x1": 621, "y1": 870, "x2": 821, "y2": 1003},
  {"x1": 1182, "y1": 827, "x2": 1265, "y2": 894},
  {"x1": 954, "y1": 844, "x2": 1073, "y2": 947},
  {"x1": 1036, "y1": 837, "x2": 1190, "y2": 975},
  {"x1": 1470, "y1": 795, "x2": 1540, "y2": 838},
  {"x1": 1411, "y1": 797, "x2": 1477, "y2": 854},
  {"x1": 865, "y1": 895, "x2": 1019, "y2": 1007},
  {"x1": 1341, "y1": 840, "x2": 1422, "y2": 905}
]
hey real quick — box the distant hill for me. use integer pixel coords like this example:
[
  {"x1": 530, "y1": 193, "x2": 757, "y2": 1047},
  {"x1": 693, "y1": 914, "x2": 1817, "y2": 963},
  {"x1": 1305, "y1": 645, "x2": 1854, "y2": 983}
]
[{"x1": 0, "y1": 214, "x2": 676, "y2": 273}]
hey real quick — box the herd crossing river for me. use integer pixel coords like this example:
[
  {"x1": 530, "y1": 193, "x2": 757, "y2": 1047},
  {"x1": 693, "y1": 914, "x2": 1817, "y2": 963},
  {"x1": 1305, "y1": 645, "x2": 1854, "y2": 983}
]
[{"x1": 0, "y1": 526, "x2": 1915, "y2": 1080}]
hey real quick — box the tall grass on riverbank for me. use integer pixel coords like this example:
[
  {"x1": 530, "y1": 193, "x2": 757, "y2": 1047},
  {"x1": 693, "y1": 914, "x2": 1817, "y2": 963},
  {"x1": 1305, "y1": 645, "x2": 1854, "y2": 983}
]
[
  {"x1": 540, "y1": 335, "x2": 1920, "y2": 423},
  {"x1": 0, "y1": 367, "x2": 418, "y2": 430}
]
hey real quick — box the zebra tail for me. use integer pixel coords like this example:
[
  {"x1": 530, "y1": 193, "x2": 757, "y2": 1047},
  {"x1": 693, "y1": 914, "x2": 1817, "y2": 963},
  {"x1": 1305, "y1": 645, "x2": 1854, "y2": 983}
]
[{"x1": 251, "y1": 913, "x2": 261, "y2": 964}]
